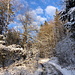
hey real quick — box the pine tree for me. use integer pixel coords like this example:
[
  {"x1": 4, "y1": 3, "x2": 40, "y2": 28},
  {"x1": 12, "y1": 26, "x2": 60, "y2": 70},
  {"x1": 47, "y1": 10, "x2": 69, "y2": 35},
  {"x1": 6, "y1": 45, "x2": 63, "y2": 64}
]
[
  {"x1": 60, "y1": 0, "x2": 75, "y2": 33},
  {"x1": 37, "y1": 21, "x2": 56, "y2": 58},
  {"x1": 44, "y1": 21, "x2": 48, "y2": 26},
  {"x1": 56, "y1": 0, "x2": 75, "y2": 66},
  {"x1": 54, "y1": 9, "x2": 65, "y2": 42}
]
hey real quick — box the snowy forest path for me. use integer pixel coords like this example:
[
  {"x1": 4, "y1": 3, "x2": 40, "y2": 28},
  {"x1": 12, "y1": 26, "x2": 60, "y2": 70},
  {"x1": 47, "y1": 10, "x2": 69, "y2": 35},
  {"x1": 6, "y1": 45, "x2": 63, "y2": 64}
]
[
  {"x1": 48, "y1": 62, "x2": 71, "y2": 75},
  {"x1": 36, "y1": 58, "x2": 75, "y2": 75}
]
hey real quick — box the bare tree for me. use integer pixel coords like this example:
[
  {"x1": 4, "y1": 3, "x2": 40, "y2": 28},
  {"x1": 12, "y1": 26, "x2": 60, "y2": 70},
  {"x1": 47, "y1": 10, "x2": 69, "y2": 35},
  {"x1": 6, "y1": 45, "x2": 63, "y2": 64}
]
[{"x1": 0, "y1": 0, "x2": 14, "y2": 34}]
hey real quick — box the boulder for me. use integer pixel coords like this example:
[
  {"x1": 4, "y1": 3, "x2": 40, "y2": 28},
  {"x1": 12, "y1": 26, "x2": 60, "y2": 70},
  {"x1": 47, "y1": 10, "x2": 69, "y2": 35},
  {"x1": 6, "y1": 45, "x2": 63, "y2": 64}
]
[
  {"x1": 0, "y1": 41, "x2": 5, "y2": 45},
  {"x1": 0, "y1": 35, "x2": 4, "y2": 40}
]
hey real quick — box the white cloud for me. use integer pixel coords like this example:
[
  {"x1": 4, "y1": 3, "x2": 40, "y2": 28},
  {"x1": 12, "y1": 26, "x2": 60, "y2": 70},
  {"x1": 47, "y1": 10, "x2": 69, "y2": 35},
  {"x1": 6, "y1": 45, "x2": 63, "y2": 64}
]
[
  {"x1": 14, "y1": 25, "x2": 23, "y2": 32},
  {"x1": 37, "y1": 16, "x2": 47, "y2": 24},
  {"x1": 16, "y1": 6, "x2": 45, "y2": 25},
  {"x1": 29, "y1": 7, "x2": 43, "y2": 16},
  {"x1": 16, "y1": 14, "x2": 26, "y2": 21},
  {"x1": 32, "y1": 22, "x2": 38, "y2": 25},
  {"x1": 15, "y1": 7, "x2": 47, "y2": 31},
  {"x1": 28, "y1": 9, "x2": 46, "y2": 25},
  {"x1": 35, "y1": 7, "x2": 43, "y2": 14},
  {"x1": 29, "y1": 10, "x2": 37, "y2": 19},
  {"x1": 45, "y1": 6, "x2": 56, "y2": 16}
]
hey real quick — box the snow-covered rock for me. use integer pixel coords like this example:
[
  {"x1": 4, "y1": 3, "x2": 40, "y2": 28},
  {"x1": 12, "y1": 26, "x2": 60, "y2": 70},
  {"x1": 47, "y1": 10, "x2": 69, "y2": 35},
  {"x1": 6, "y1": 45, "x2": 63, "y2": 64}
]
[
  {"x1": 0, "y1": 41, "x2": 5, "y2": 44},
  {"x1": 0, "y1": 44, "x2": 25, "y2": 67},
  {"x1": 7, "y1": 44, "x2": 22, "y2": 48},
  {"x1": 0, "y1": 35, "x2": 4, "y2": 40},
  {"x1": 0, "y1": 66, "x2": 31, "y2": 75},
  {"x1": 0, "y1": 35, "x2": 5, "y2": 45}
]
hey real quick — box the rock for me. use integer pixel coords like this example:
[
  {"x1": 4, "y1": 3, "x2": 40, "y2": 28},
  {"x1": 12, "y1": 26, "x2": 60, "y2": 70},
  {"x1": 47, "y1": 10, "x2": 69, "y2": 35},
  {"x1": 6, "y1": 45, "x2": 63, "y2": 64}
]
[
  {"x1": 0, "y1": 44, "x2": 6, "y2": 49},
  {"x1": 0, "y1": 41, "x2": 5, "y2": 45},
  {"x1": 0, "y1": 44, "x2": 25, "y2": 67},
  {"x1": 0, "y1": 35, "x2": 5, "y2": 45},
  {"x1": 0, "y1": 66, "x2": 31, "y2": 75},
  {"x1": 7, "y1": 44, "x2": 21, "y2": 48},
  {"x1": 0, "y1": 35, "x2": 4, "y2": 40}
]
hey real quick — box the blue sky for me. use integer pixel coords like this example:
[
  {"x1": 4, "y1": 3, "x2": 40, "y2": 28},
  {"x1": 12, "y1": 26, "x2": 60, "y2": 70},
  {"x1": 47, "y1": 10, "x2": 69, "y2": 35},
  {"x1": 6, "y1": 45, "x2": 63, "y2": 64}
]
[
  {"x1": 28, "y1": 0, "x2": 61, "y2": 9},
  {"x1": 9, "y1": 0, "x2": 61, "y2": 31},
  {"x1": 21, "y1": 0, "x2": 61, "y2": 20}
]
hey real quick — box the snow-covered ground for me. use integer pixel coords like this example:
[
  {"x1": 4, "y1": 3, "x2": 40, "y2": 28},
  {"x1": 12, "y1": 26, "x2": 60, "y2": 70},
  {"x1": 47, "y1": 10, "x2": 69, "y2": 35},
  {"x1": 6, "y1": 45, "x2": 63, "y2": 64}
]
[
  {"x1": 49, "y1": 61, "x2": 75, "y2": 75},
  {"x1": 38, "y1": 57, "x2": 75, "y2": 75},
  {"x1": 0, "y1": 57, "x2": 75, "y2": 75}
]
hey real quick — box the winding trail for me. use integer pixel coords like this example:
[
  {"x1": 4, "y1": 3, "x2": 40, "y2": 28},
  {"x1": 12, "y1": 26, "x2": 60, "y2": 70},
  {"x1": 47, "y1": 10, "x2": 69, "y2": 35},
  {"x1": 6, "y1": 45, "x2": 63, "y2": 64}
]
[
  {"x1": 36, "y1": 58, "x2": 75, "y2": 75},
  {"x1": 48, "y1": 62, "x2": 71, "y2": 75}
]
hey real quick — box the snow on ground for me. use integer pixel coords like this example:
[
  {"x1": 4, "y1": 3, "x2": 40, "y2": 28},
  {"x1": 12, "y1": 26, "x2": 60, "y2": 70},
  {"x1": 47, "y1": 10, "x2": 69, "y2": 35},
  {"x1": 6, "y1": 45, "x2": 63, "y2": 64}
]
[
  {"x1": 0, "y1": 57, "x2": 75, "y2": 75},
  {"x1": 39, "y1": 58, "x2": 50, "y2": 64},
  {"x1": 39, "y1": 57, "x2": 75, "y2": 75},
  {"x1": 49, "y1": 62, "x2": 75, "y2": 75}
]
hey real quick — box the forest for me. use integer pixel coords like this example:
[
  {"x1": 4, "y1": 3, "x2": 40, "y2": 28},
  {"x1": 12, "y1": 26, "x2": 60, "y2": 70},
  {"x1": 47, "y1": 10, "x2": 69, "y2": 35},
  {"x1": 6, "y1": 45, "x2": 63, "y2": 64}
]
[{"x1": 0, "y1": 0, "x2": 75, "y2": 75}]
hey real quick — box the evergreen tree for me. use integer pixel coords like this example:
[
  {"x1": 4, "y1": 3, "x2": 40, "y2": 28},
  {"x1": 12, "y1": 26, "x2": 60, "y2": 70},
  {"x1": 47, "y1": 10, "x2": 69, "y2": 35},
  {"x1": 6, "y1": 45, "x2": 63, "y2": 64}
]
[
  {"x1": 54, "y1": 9, "x2": 65, "y2": 42},
  {"x1": 37, "y1": 21, "x2": 56, "y2": 58},
  {"x1": 56, "y1": 0, "x2": 75, "y2": 65},
  {"x1": 44, "y1": 21, "x2": 48, "y2": 26},
  {"x1": 60, "y1": 0, "x2": 75, "y2": 32}
]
